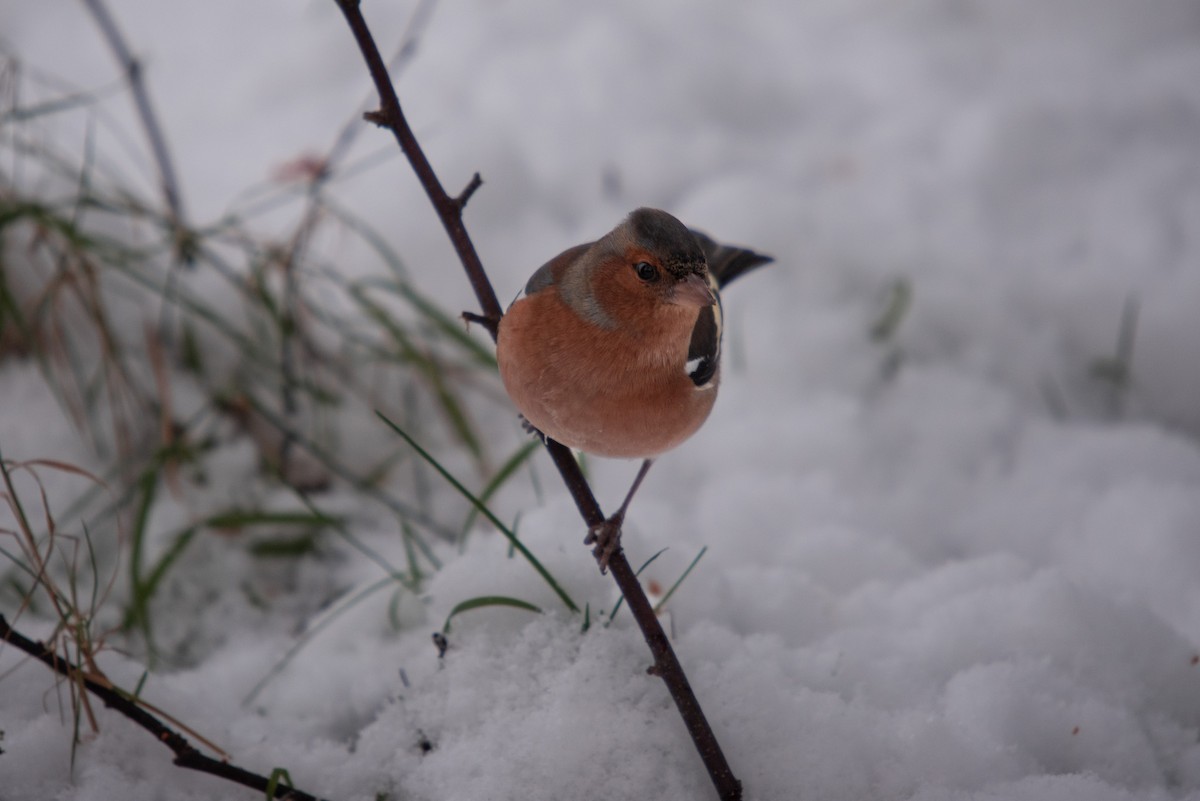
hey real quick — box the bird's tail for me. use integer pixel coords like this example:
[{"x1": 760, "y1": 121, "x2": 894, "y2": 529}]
[{"x1": 690, "y1": 230, "x2": 775, "y2": 289}]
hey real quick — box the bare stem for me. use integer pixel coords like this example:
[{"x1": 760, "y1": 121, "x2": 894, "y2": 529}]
[
  {"x1": 332, "y1": 3, "x2": 741, "y2": 798},
  {"x1": 337, "y1": 1, "x2": 503, "y2": 339},
  {"x1": 80, "y1": 0, "x2": 188, "y2": 238},
  {"x1": 0, "y1": 615, "x2": 329, "y2": 801}
]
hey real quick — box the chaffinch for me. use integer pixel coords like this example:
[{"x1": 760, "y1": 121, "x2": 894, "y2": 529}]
[{"x1": 496, "y1": 207, "x2": 772, "y2": 565}]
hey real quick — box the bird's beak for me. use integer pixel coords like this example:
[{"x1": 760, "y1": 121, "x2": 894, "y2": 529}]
[{"x1": 669, "y1": 272, "x2": 716, "y2": 308}]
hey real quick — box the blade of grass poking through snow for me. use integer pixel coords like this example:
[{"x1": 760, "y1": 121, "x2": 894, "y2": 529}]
[
  {"x1": 653, "y1": 546, "x2": 707, "y2": 614},
  {"x1": 124, "y1": 508, "x2": 343, "y2": 650},
  {"x1": 607, "y1": 548, "x2": 668, "y2": 624},
  {"x1": 400, "y1": 519, "x2": 425, "y2": 588},
  {"x1": 266, "y1": 768, "x2": 295, "y2": 799},
  {"x1": 125, "y1": 469, "x2": 159, "y2": 650},
  {"x1": 376, "y1": 411, "x2": 579, "y2": 613},
  {"x1": 442, "y1": 595, "x2": 542, "y2": 634},
  {"x1": 458, "y1": 439, "x2": 539, "y2": 548},
  {"x1": 134, "y1": 521, "x2": 216, "y2": 616}
]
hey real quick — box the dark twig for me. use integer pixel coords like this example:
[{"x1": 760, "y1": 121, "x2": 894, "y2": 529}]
[
  {"x1": 338, "y1": 3, "x2": 503, "y2": 341},
  {"x1": 0, "y1": 615, "x2": 330, "y2": 801},
  {"x1": 325, "y1": 0, "x2": 438, "y2": 174},
  {"x1": 453, "y1": 172, "x2": 484, "y2": 211},
  {"x1": 80, "y1": 0, "x2": 188, "y2": 242},
  {"x1": 332, "y1": 3, "x2": 741, "y2": 799},
  {"x1": 80, "y1": 0, "x2": 194, "y2": 385},
  {"x1": 543, "y1": 443, "x2": 741, "y2": 796}
]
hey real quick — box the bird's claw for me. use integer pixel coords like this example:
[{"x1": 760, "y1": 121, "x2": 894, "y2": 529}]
[
  {"x1": 585, "y1": 514, "x2": 624, "y2": 574},
  {"x1": 518, "y1": 415, "x2": 547, "y2": 444}
]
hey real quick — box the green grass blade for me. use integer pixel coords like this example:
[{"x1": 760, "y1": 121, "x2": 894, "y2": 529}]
[
  {"x1": 351, "y1": 286, "x2": 485, "y2": 464},
  {"x1": 399, "y1": 519, "x2": 425, "y2": 588},
  {"x1": 291, "y1": 491, "x2": 415, "y2": 586},
  {"x1": 393, "y1": 281, "x2": 498, "y2": 369},
  {"x1": 124, "y1": 506, "x2": 344, "y2": 635},
  {"x1": 124, "y1": 469, "x2": 159, "y2": 646},
  {"x1": 265, "y1": 767, "x2": 295, "y2": 799},
  {"x1": 653, "y1": 546, "x2": 707, "y2": 613},
  {"x1": 607, "y1": 547, "x2": 668, "y2": 623},
  {"x1": 242, "y1": 395, "x2": 452, "y2": 544},
  {"x1": 321, "y1": 198, "x2": 496, "y2": 368},
  {"x1": 458, "y1": 439, "x2": 539, "y2": 547},
  {"x1": 204, "y1": 510, "x2": 341, "y2": 529},
  {"x1": 442, "y1": 595, "x2": 542, "y2": 634},
  {"x1": 123, "y1": 525, "x2": 198, "y2": 633},
  {"x1": 376, "y1": 411, "x2": 578, "y2": 613}
]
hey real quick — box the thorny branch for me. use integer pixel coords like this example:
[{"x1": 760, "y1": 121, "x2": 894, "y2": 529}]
[
  {"x1": 331, "y1": 2, "x2": 742, "y2": 799},
  {"x1": 340, "y1": 7, "x2": 503, "y2": 339},
  {"x1": 0, "y1": 615, "x2": 330, "y2": 801},
  {"x1": 80, "y1": 0, "x2": 189, "y2": 248}
]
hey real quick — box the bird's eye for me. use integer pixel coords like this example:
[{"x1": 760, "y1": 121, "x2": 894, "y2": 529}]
[{"x1": 634, "y1": 261, "x2": 660, "y2": 282}]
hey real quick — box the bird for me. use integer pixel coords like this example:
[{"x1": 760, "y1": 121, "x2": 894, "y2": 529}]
[{"x1": 496, "y1": 207, "x2": 772, "y2": 568}]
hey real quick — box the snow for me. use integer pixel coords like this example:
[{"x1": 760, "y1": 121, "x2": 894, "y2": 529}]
[{"x1": 3, "y1": 1, "x2": 1200, "y2": 800}]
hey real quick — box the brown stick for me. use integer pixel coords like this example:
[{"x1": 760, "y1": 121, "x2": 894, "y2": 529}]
[
  {"x1": 331, "y1": 3, "x2": 741, "y2": 798},
  {"x1": 544, "y1": 443, "x2": 742, "y2": 797},
  {"x1": 340, "y1": 2, "x2": 502, "y2": 339},
  {"x1": 0, "y1": 615, "x2": 329, "y2": 801},
  {"x1": 80, "y1": 0, "x2": 188, "y2": 239}
]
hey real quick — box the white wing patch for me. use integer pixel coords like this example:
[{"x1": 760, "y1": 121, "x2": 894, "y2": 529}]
[{"x1": 686, "y1": 284, "x2": 722, "y2": 388}]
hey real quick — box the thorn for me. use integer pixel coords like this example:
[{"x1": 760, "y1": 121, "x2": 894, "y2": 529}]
[
  {"x1": 454, "y1": 172, "x2": 484, "y2": 210},
  {"x1": 462, "y1": 310, "x2": 495, "y2": 326},
  {"x1": 461, "y1": 310, "x2": 500, "y2": 337},
  {"x1": 363, "y1": 109, "x2": 387, "y2": 127}
]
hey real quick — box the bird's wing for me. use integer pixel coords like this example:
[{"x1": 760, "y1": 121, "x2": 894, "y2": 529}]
[{"x1": 686, "y1": 283, "x2": 722, "y2": 388}]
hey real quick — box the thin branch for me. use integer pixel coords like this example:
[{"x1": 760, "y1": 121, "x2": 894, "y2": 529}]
[
  {"x1": 0, "y1": 615, "x2": 330, "y2": 801},
  {"x1": 453, "y1": 172, "x2": 483, "y2": 211},
  {"x1": 339, "y1": 3, "x2": 503, "y2": 339},
  {"x1": 326, "y1": 0, "x2": 438, "y2": 175},
  {"x1": 79, "y1": 0, "x2": 188, "y2": 238},
  {"x1": 331, "y1": 4, "x2": 742, "y2": 799},
  {"x1": 543, "y1": 442, "x2": 741, "y2": 797}
]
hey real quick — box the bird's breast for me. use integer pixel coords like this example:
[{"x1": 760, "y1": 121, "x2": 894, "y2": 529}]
[{"x1": 497, "y1": 291, "x2": 718, "y2": 458}]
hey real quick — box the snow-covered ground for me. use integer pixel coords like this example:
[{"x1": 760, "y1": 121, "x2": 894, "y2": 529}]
[{"x1": 3, "y1": 1, "x2": 1200, "y2": 799}]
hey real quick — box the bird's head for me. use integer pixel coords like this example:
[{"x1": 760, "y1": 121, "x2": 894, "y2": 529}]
[{"x1": 564, "y1": 208, "x2": 716, "y2": 330}]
